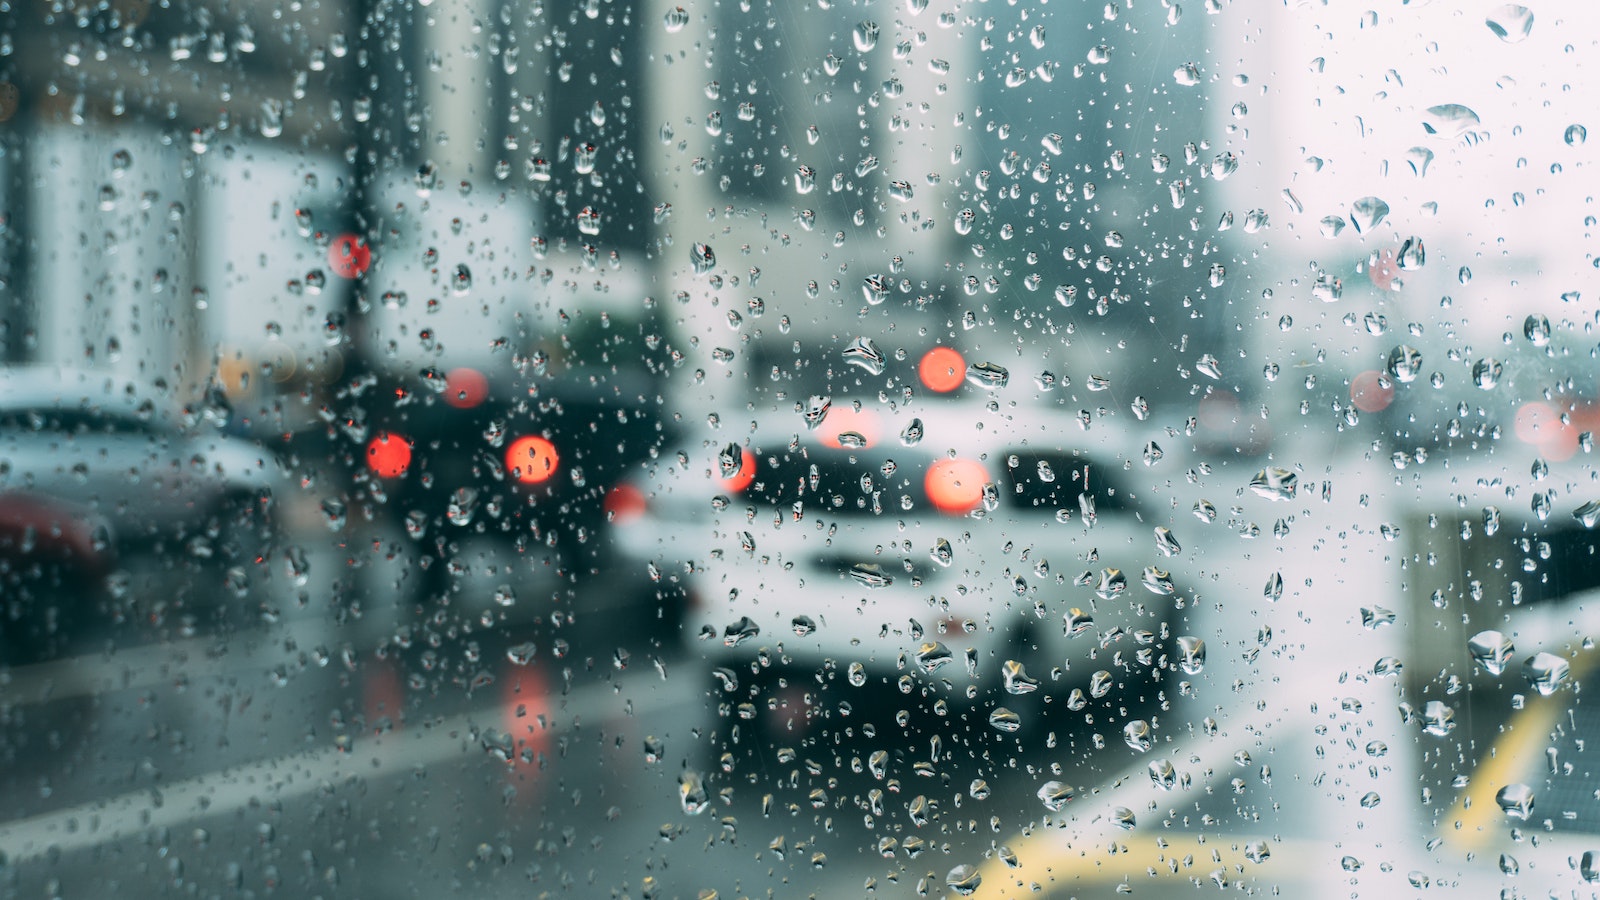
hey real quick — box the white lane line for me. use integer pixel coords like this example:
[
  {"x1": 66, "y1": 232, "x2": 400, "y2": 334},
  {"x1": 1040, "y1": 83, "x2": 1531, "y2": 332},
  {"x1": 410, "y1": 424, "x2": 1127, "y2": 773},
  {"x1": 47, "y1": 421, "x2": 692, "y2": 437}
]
[{"x1": 0, "y1": 669, "x2": 694, "y2": 864}]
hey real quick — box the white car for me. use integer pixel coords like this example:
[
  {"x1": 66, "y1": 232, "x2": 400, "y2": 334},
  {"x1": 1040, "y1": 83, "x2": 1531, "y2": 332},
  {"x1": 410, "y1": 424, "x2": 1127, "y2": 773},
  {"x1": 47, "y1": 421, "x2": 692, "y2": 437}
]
[{"x1": 616, "y1": 400, "x2": 1198, "y2": 740}]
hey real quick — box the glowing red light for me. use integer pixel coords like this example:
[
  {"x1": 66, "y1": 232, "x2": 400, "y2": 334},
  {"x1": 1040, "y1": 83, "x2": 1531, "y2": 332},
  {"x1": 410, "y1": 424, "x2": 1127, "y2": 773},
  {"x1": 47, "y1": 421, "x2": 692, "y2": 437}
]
[
  {"x1": 1515, "y1": 402, "x2": 1578, "y2": 461},
  {"x1": 444, "y1": 367, "x2": 489, "y2": 409},
  {"x1": 365, "y1": 432, "x2": 412, "y2": 478},
  {"x1": 604, "y1": 483, "x2": 648, "y2": 523},
  {"x1": 327, "y1": 233, "x2": 372, "y2": 279},
  {"x1": 721, "y1": 448, "x2": 756, "y2": 493},
  {"x1": 506, "y1": 435, "x2": 560, "y2": 484},
  {"x1": 919, "y1": 347, "x2": 966, "y2": 393},
  {"x1": 1349, "y1": 370, "x2": 1394, "y2": 413},
  {"x1": 925, "y1": 458, "x2": 989, "y2": 514}
]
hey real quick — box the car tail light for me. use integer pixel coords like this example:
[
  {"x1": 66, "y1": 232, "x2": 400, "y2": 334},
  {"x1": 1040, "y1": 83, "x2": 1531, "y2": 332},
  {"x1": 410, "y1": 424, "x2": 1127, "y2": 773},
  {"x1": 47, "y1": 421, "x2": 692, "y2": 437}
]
[
  {"x1": 918, "y1": 346, "x2": 966, "y2": 393},
  {"x1": 1349, "y1": 370, "x2": 1394, "y2": 413},
  {"x1": 605, "y1": 483, "x2": 648, "y2": 524},
  {"x1": 925, "y1": 457, "x2": 988, "y2": 514},
  {"x1": 1515, "y1": 401, "x2": 1578, "y2": 460},
  {"x1": 721, "y1": 447, "x2": 756, "y2": 492},
  {"x1": 444, "y1": 367, "x2": 488, "y2": 409},
  {"x1": 365, "y1": 431, "x2": 413, "y2": 478},
  {"x1": 501, "y1": 665, "x2": 550, "y2": 770},
  {"x1": 506, "y1": 435, "x2": 560, "y2": 483},
  {"x1": 817, "y1": 406, "x2": 880, "y2": 448}
]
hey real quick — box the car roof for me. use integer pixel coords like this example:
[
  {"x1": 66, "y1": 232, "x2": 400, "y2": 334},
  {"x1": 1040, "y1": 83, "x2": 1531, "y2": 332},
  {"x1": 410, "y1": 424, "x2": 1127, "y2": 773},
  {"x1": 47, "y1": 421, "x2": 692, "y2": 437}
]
[
  {"x1": 712, "y1": 400, "x2": 1160, "y2": 461},
  {"x1": 0, "y1": 367, "x2": 174, "y2": 422}
]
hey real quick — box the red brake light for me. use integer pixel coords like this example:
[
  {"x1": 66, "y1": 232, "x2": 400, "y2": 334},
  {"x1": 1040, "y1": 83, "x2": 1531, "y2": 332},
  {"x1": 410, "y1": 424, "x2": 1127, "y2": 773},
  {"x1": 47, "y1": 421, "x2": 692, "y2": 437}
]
[
  {"x1": 919, "y1": 346, "x2": 966, "y2": 393},
  {"x1": 506, "y1": 435, "x2": 560, "y2": 484},
  {"x1": 721, "y1": 447, "x2": 756, "y2": 492},
  {"x1": 605, "y1": 483, "x2": 648, "y2": 523},
  {"x1": 366, "y1": 432, "x2": 413, "y2": 478},
  {"x1": 444, "y1": 367, "x2": 488, "y2": 409},
  {"x1": 1516, "y1": 401, "x2": 1578, "y2": 460},
  {"x1": 817, "y1": 406, "x2": 880, "y2": 448},
  {"x1": 327, "y1": 233, "x2": 372, "y2": 279},
  {"x1": 925, "y1": 458, "x2": 988, "y2": 514},
  {"x1": 1349, "y1": 370, "x2": 1394, "y2": 413}
]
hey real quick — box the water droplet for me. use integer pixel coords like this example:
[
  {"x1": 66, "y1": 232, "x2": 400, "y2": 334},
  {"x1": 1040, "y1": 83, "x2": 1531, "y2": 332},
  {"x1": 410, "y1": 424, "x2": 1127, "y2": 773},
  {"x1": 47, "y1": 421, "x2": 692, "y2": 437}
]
[
  {"x1": 1122, "y1": 719, "x2": 1153, "y2": 752},
  {"x1": 1468, "y1": 630, "x2": 1514, "y2": 676},
  {"x1": 1141, "y1": 567, "x2": 1176, "y2": 596},
  {"x1": 1148, "y1": 759, "x2": 1177, "y2": 790},
  {"x1": 914, "y1": 642, "x2": 953, "y2": 672},
  {"x1": 1421, "y1": 700, "x2": 1455, "y2": 736},
  {"x1": 1472, "y1": 358, "x2": 1503, "y2": 390},
  {"x1": 946, "y1": 865, "x2": 983, "y2": 896},
  {"x1": 1387, "y1": 345, "x2": 1424, "y2": 383},
  {"x1": 506, "y1": 641, "x2": 537, "y2": 665},
  {"x1": 1422, "y1": 104, "x2": 1481, "y2": 139},
  {"x1": 1002, "y1": 660, "x2": 1039, "y2": 694},
  {"x1": 1495, "y1": 783, "x2": 1535, "y2": 820},
  {"x1": 988, "y1": 707, "x2": 1021, "y2": 733},
  {"x1": 1349, "y1": 196, "x2": 1391, "y2": 233},
  {"x1": 1037, "y1": 781, "x2": 1074, "y2": 811},
  {"x1": 966, "y1": 361, "x2": 1010, "y2": 389},
  {"x1": 1250, "y1": 468, "x2": 1298, "y2": 502},
  {"x1": 801, "y1": 394, "x2": 832, "y2": 429},
  {"x1": 722, "y1": 616, "x2": 760, "y2": 647},
  {"x1": 1263, "y1": 571, "x2": 1284, "y2": 602},
  {"x1": 1523, "y1": 652, "x2": 1570, "y2": 695},
  {"x1": 1566, "y1": 124, "x2": 1588, "y2": 146},
  {"x1": 1154, "y1": 527, "x2": 1181, "y2": 557},
  {"x1": 1177, "y1": 636, "x2": 1206, "y2": 674},
  {"x1": 690, "y1": 242, "x2": 716, "y2": 274},
  {"x1": 1524, "y1": 314, "x2": 1552, "y2": 346},
  {"x1": 1575, "y1": 500, "x2": 1600, "y2": 528},
  {"x1": 678, "y1": 771, "x2": 709, "y2": 814},
  {"x1": 900, "y1": 418, "x2": 925, "y2": 446},
  {"x1": 1485, "y1": 5, "x2": 1534, "y2": 42},
  {"x1": 852, "y1": 20, "x2": 880, "y2": 52}
]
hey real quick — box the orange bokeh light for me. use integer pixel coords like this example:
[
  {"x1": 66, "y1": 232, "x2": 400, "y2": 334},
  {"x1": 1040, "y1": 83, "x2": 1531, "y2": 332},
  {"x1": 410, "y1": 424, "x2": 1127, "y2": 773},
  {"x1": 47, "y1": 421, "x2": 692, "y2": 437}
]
[
  {"x1": 919, "y1": 347, "x2": 966, "y2": 393},
  {"x1": 721, "y1": 447, "x2": 756, "y2": 493},
  {"x1": 366, "y1": 432, "x2": 413, "y2": 478},
  {"x1": 1515, "y1": 402, "x2": 1579, "y2": 461},
  {"x1": 444, "y1": 367, "x2": 489, "y2": 409},
  {"x1": 925, "y1": 458, "x2": 989, "y2": 514},
  {"x1": 506, "y1": 435, "x2": 560, "y2": 484},
  {"x1": 817, "y1": 406, "x2": 880, "y2": 448},
  {"x1": 1350, "y1": 370, "x2": 1394, "y2": 413}
]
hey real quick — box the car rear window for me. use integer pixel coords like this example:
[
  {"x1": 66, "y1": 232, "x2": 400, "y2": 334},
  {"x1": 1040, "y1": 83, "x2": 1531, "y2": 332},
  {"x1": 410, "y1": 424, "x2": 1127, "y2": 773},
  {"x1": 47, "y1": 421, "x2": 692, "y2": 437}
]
[
  {"x1": 999, "y1": 450, "x2": 1136, "y2": 515},
  {"x1": 743, "y1": 445, "x2": 929, "y2": 517}
]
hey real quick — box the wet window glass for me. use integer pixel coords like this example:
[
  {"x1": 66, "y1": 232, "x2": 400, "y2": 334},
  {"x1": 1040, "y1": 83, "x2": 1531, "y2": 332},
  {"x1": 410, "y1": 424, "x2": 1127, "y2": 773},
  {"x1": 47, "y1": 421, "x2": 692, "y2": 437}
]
[{"x1": 4, "y1": 1, "x2": 1600, "y2": 898}]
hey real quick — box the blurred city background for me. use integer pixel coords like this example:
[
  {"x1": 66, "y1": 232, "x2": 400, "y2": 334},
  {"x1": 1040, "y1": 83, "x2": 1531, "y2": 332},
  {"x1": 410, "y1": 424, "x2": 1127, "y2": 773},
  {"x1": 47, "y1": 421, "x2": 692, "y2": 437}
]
[{"x1": 2, "y1": 1, "x2": 1599, "y2": 897}]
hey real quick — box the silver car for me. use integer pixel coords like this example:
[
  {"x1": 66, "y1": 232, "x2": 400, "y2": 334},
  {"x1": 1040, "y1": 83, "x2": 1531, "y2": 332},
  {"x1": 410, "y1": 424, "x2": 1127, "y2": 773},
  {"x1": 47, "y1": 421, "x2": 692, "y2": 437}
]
[{"x1": 0, "y1": 367, "x2": 285, "y2": 661}]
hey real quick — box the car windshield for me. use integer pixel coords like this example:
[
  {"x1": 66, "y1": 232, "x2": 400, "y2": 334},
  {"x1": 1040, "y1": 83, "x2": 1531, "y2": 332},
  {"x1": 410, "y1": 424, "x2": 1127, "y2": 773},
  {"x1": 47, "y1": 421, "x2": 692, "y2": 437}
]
[{"x1": 6, "y1": 3, "x2": 1600, "y2": 899}]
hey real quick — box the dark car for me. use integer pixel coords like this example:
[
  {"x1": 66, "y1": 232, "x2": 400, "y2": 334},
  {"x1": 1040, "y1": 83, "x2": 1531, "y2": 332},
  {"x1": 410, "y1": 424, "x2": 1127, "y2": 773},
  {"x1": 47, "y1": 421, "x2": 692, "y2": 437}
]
[{"x1": 325, "y1": 360, "x2": 677, "y2": 653}]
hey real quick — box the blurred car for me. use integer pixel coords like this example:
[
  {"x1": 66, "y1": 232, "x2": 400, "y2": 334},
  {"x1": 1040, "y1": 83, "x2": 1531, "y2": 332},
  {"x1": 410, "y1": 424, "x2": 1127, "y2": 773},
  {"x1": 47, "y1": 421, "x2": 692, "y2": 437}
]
[
  {"x1": 0, "y1": 491, "x2": 115, "y2": 663},
  {"x1": 615, "y1": 400, "x2": 1192, "y2": 741},
  {"x1": 0, "y1": 367, "x2": 284, "y2": 661},
  {"x1": 341, "y1": 359, "x2": 677, "y2": 643}
]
